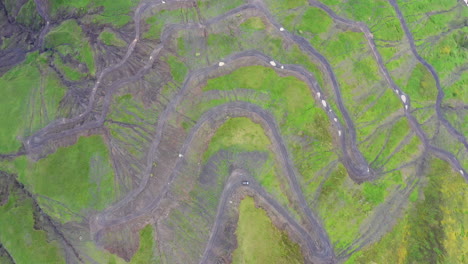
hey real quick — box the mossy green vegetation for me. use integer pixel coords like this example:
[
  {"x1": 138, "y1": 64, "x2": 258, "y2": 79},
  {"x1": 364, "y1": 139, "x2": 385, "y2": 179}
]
[
  {"x1": 48, "y1": 0, "x2": 92, "y2": 14},
  {"x1": 317, "y1": 163, "x2": 404, "y2": 251},
  {"x1": 0, "y1": 189, "x2": 65, "y2": 264},
  {"x1": 296, "y1": 7, "x2": 332, "y2": 35},
  {"x1": 361, "y1": 118, "x2": 413, "y2": 169},
  {"x1": 405, "y1": 63, "x2": 438, "y2": 105},
  {"x1": 17, "y1": 135, "x2": 116, "y2": 219},
  {"x1": 106, "y1": 93, "x2": 159, "y2": 160},
  {"x1": 165, "y1": 55, "x2": 188, "y2": 83},
  {"x1": 240, "y1": 17, "x2": 266, "y2": 31},
  {"x1": 396, "y1": 0, "x2": 466, "y2": 81},
  {"x1": 263, "y1": 0, "x2": 307, "y2": 12},
  {"x1": 202, "y1": 117, "x2": 294, "y2": 218},
  {"x1": 321, "y1": 0, "x2": 403, "y2": 42},
  {"x1": 78, "y1": 225, "x2": 158, "y2": 264},
  {"x1": 198, "y1": 0, "x2": 245, "y2": 18},
  {"x1": 346, "y1": 159, "x2": 467, "y2": 263},
  {"x1": 99, "y1": 30, "x2": 126, "y2": 47},
  {"x1": 143, "y1": 8, "x2": 198, "y2": 40},
  {"x1": 0, "y1": 52, "x2": 65, "y2": 153},
  {"x1": 232, "y1": 197, "x2": 304, "y2": 264},
  {"x1": 206, "y1": 33, "x2": 238, "y2": 60},
  {"x1": 421, "y1": 28, "x2": 467, "y2": 80},
  {"x1": 130, "y1": 225, "x2": 158, "y2": 263},
  {"x1": 45, "y1": 19, "x2": 95, "y2": 76},
  {"x1": 53, "y1": 55, "x2": 86, "y2": 81},
  {"x1": 203, "y1": 66, "x2": 331, "y2": 145},
  {"x1": 90, "y1": 0, "x2": 137, "y2": 27},
  {"x1": 188, "y1": 65, "x2": 334, "y2": 201},
  {"x1": 49, "y1": 0, "x2": 137, "y2": 27},
  {"x1": 203, "y1": 117, "x2": 271, "y2": 162},
  {"x1": 16, "y1": 0, "x2": 44, "y2": 31},
  {"x1": 311, "y1": 30, "x2": 365, "y2": 62},
  {"x1": 108, "y1": 93, "x2": 158, "y2": 125},
  {"x1": 444, "y1": 69, "x2": 467, "y2": 102},
  {"x1": 175, "y1": 15, "x2": 327, "y2": 89},
  {"x1": 398, "y1": 0, "x2": 460, "y2": 40}
]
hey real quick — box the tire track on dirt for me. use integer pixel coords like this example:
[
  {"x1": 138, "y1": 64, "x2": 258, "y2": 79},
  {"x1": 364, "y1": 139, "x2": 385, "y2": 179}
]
[
  {"x1": 306, "y1": 0, "x2": 466, "y2": 179},
  {"x1": 92, "y1": 46, "x2": 370, "y2": 231},
  {"x1": 200, "y1": 169, "x2": 335, "y2": 264},
  {"x1": 388, "y1": 0, "x2": 468, "y2": 151},
  {"x1": 25, "y1": 2, "x2": 373, "y2": 184},
  {"x1": 93, "y1": 101, "x2": 335, "y2": 263},
  {"x1": 24, "y1": 0, "x2": 192, "y2": 152}
]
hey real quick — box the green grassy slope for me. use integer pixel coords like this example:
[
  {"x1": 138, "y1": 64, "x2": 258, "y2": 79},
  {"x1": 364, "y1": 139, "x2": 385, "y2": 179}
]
[
  {"x1": 0, "y1": 52, "x2": 65, "y2": 153},
  {"x1": 232, "y1": 196, "x2": 304, "y2": 264},
  {"x1": 0, "y1": 187, "x2": 65, "y2": 264},
  {"x1": 16, "y1": 135, "x2": 116, "y2": 221}
]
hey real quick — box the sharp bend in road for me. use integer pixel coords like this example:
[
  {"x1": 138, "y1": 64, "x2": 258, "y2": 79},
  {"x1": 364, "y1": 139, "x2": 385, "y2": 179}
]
[
  {"x1": 93, "y1": 102, "x2": 334, "y2": 262},
  {"x1": 24, "y1": 2, "x2": 373, "y2": 183},
  {"x1": 10, "y1": 1, "x2": 465, "y2": 262},
  {"x1": 200, "y1": 169, "x2": 335, "y2": 264},
  {"x1": 24, "y1": 2, "x2": 252, "y2": 152},
  {"x1": 89, "y1": 6, "x2": 384, "y2": 237},
  {"x1": 94, "y1": 47, "x2": 376, "y2": 236},
  {"x1": 307, "y1": 0, "x2": 467, "y2": 179},
  {"x1": 388, "y1": 0, "x2": 468, "y2": 152},
  {"x1": 252, "y1": 0, "x2": 373, "y2": 181}
]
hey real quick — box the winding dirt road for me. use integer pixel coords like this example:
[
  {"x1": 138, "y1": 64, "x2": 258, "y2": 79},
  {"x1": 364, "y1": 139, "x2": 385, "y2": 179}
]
[
  {"x1": 93, "y1": 101, "x2": 335, "y2": 263},
  {"x1": 388, "y1": 0, "x2": 468, "y2": 151},
  {"x1": 5, "y1": 0, "x2": 466, "y2": 262},
  {"x1": 307, "y1": 0, "x2": 467, "y2": 179},
  {"x1": 200, "y1": 169, "x2": 335, "y2": 264}
]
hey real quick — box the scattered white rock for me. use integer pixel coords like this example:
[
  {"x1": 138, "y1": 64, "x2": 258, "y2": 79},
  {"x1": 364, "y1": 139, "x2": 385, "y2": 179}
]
[
  {"x1": 460, "y1": 170, "x2": 464, "y2": 175},
  {"x1": 270, "y1": 60, "x2": 277, "y2": 67},
  {"x1": 400, "y1": 94, "x2": 407, "y2": 103},
  {"x1": 367, "y1": 167, "x2": 370, "y2": 172},
  {"x1": 178, "y1": 153, "x2": 183, "y2": 158},
  {"x1": 149, "y1": 56, "x2": 153, "y2": 60},
  {"x1": 281, "y1": 65, "x2": 284, "y2": 69},
  {"x1": 218, "y1": 61, "x2": 225, "y2": 67},
  {"x1": 405, "y1": 104, "x2": 408, "y2": 110},
  {"x1": 395, "y1": 90, "x2": 399, "y2": 95},
  {"x1": 229, "y1": 200, "x2": 233, "y2": 204},
  {"x1": 321, "y1": 100, "x2": 327, "y2": 108},
  {"x1": 334, "y1": 117, "x2": 338, "y2": 122},
  {"x1": 338, "y1": 130, "x2": 342, "y2": 136},
  {"x1": 279, "y1": 27, "x2": 285, "y2": 31},
  {"x1": 317, "y1": 92, "x2": 321, "y2": 98},
  {"x1": 162, "y1": 0, "x2": 166, "y2": 3}
]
